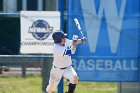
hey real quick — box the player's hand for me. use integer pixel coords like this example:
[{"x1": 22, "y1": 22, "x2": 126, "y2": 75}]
[
  {"x1": 72, "y1": 35, "x2": 78, "y2": 42},
  {"x1": 81, "y1": 37, "x2": 87, "y2": 43},
  {"x1": 72, "y1": 35, "x2": 78, "y2": 46}
]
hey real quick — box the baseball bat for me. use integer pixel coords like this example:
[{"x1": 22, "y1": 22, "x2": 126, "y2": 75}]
[{"x1": 74, "y1": 18, "x2": 84, "y2": 38}]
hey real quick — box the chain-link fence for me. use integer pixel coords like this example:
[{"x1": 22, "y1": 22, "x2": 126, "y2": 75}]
[
  {"x1": 0, "y1": 0, "x2": 120, "y2": 93},
  {"x1": 0, "y1": 0, "x2": 57, "y2": 93}
]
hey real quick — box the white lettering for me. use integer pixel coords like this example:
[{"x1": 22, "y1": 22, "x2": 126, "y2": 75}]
[
  {"x1": 113, "y1": 60, "x2": 122, "y2": 70},
  {"x1": 96, "y1": 60, "x2": 104, "y2": 70},
  {"x1": 81, "y1": 0, "x2": 127, "y2": 53},
  {"x1": 104, "y1": 60, "x2": 113, "y2": 70},
  {"x1": 77, "y1": 59, "x2": 86, "y2": 70},
  {"x1": 72, "y1": 59, "x2": 77, "y2": 69},
  {"x1": 72, "y1": 59, "x2": 138, "y2": 71},
  {"x1": 87, "y1": 59, "x2": 96, "y2": 70},
  {"x1": 131, "y1": 60, "x2": 138, "y2": 70},
  {"x1": 29, "y1": 27, "x2": 53, "y2": 33},
  {"x1": 123, "y1": 60, "x2": 130, "y2": 70}
]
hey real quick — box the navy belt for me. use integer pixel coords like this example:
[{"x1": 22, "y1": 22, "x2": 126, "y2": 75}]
[{"x1": 54, "y1": 65, "x2": 70, "y2": 70}]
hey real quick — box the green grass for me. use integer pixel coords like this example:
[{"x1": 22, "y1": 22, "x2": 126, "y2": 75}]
[
  {"x1": 0, "y1": 76, "x2": 42, "y2": 93},
  {"x1": 64, "y1": 80, "x2": 117, "y2": 93},
  {"x1": 0, "y1": 76, "x2": 117, "y2": 93}
]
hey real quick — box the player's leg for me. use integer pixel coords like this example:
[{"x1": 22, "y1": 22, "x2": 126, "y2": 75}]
[
  {"x1": 46, "y1": 67, "x2": 64, "y2": 93},
  {"x1": 64, "y1": 66, "x2": 78, "y2": 93}
]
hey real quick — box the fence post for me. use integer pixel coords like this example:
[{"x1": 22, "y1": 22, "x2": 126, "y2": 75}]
[
  {"x1": 58, "y1": 77, "x2": 64, "y2": 93},
  {"x1": 118, "y1": 82, "x2": 121, "y2": 93},
  {"x1": 42, "y1": 57, "x2": 53, "y2": 92},
  {"x1": 57, "y1": 0, "x2": 65, "y2": 93},
  {"x1": 22, "y1": 65, "x2": 26, "y2": 77}
]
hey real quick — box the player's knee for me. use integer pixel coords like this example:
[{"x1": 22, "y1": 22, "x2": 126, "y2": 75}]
[
  {"x1": 46, "y1": 86, "x2": 55, "y2": 93},
  {"x1": 73, "y1": 76, "x2": 78, "y2": 83},
  {"x1": 47, "y1": 89, "x2": 54, "y2": 93}
]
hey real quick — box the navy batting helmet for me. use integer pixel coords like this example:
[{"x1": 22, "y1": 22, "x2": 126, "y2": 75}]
[{"x1": 52, "y1": 31, "x2": 67, "y2": 44}]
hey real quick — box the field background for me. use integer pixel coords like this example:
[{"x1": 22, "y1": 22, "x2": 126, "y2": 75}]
[{"x1": 0, "y1": 76, "x2": 117, "y2": 93}]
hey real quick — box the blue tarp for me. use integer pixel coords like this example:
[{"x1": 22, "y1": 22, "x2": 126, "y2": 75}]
[{"x1": 67, "y1": 0, "x2": 140, "y2": 82}]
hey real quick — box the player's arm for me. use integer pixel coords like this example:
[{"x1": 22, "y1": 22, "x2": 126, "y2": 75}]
[
  {"x1": 76, "y1": 37, "x2": 87, "y2": 44},
  {"x1": 64, "y1": 42, "x2": 77, "y2": 55},
  {"x1": 64, "y1": 35, "x2": 87, "y2": 55},
  {"x1": 71, "y1": 35, "x2": 86, "y2": 54},
  {"x1": 73, "y1": 35, "x2": 86, "y2": 45}
]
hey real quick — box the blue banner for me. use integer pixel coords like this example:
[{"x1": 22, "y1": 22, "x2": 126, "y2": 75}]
[{"x1": 68, "y1": 0, "x2": 140, "y2": 81}]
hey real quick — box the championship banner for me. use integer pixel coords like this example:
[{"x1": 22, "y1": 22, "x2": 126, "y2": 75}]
[
  {"x1": 67, "y1": 0, "x2": 140, "y2": 81},
  {"x1": 20, "y1": 11, "x2": 60, "y2": 54}
]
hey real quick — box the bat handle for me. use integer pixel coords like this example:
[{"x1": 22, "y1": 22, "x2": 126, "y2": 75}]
[{"x1": 80, "y1": 31, "x2": 84, "y2": 38}]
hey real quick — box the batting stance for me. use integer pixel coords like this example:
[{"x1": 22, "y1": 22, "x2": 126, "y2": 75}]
[{"x1": 46, "y1": 31, "x2": 86, "y2": 93}]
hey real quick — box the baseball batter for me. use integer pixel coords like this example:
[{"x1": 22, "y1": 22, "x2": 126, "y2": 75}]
[{"x1": 46, "y1": 31, "x2": 86, "y2": 93}]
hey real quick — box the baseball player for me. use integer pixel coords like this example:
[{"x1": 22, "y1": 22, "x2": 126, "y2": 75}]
[{"x1": 46, "y1": 31, "x2": 86, "y2": 93}]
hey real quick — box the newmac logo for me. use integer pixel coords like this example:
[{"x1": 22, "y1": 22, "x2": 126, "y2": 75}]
[
  {"x1": 28, "y1": 20, "x2": 53, "y2": 40},
  {"x1": 81, "y1": 0, "x2": 127, "y2": 53}
]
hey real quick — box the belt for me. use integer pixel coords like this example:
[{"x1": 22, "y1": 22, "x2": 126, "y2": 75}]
[{"x1": 54, "y1": 65, "x2": 70, "y2": 70}]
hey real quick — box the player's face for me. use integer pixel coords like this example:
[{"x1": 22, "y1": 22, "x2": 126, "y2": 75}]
[{"x1": 60, "y1": 38, "x2": 66, "y2": 45}]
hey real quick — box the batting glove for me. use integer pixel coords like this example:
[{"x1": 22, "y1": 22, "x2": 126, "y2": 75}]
[{"x1": 72, "y1": 35, "x2": 78, "y2": 42}]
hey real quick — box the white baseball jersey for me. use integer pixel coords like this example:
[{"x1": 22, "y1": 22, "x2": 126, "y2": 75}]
[
  {"x1": 46, "y1": 39, "x2": 78, "y2": 92},
  {"x1": 52, "y1": 39, "x2": 73, "y2": 68}
]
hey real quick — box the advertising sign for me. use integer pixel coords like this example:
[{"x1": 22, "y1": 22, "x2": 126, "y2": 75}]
[
  {"x1": 20, "y1": 11, "x2": 60, "y2": 54},
  {"x1": 68, "y1": 0, "x2": 140, "y2": 81}
]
